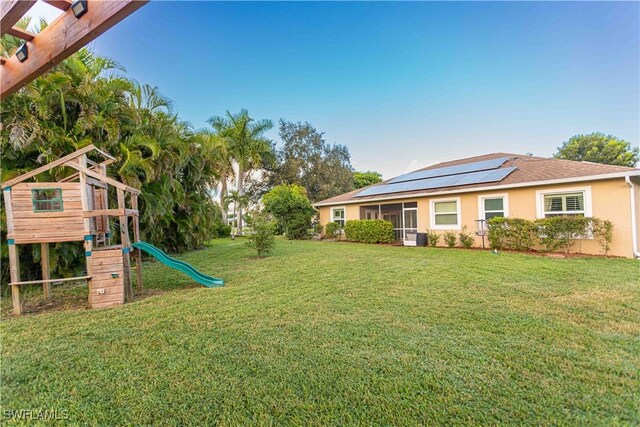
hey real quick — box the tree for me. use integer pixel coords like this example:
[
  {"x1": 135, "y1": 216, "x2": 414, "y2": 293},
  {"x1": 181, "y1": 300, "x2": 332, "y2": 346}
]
[
  {"x1": 269, "y1": 120, "x2": 354, "y2": 202},
  {"x1": 554, "y1": 133, "x2": 639, "y2": 167},
  {"x1": 208, "y1": 110, "x2": 274, "y2": 235},
  {"x1": 353, "y1": 171, "x2": 383, "y2": 188},
  {"x1": 262, "y1": 184, "x2": 314, "y2": 239},
  {"x1": 245, "y1": 210, "x2": 276, "y2": 258},
  {"x1": 1, "y1": 38, "x2": 226, "y2": 285},
  {"x1": 223, "y1": 190, "x2": 249, "y2": 238}
]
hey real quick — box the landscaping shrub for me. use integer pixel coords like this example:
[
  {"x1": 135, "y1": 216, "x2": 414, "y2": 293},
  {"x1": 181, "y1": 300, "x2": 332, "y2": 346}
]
[
  {"x1": 344, "y1": 220, "x2": 394, "y2": 244},
  {"x1": 425, "y1": 230, "x2": 440, "y2": 247},
  {"x1": 313, "y1": 222, "x2": 324, "y2": 236},
  {"x1": 285, "y1": 214, "x2": 312, "y2": 240},
  {"x1": 443, "y1": 231, "x2": 457, "y2": 248},
  {"x1": 535, "y1": 216, "x2": 592, "y2": 253},
  {"x1": 487, "y1": 217, "x2": 537, "y2": 251},
  {"x1": 458, "y1": 226, "x2": 474, "y2": 249},
  {"x1": 592, "y1": 218, "x2": 614, "y2": 255},
  {"x1": 245, "y1": 211, "x2": 276, "y2": 258},
  {"x1": 212, "y1": 221, "x2": 232, "y2": 238},
  {"x1": 488, "y1": 216, "x2": 614, "y2": 255},
  {"x1": 324, "y1": 222, "x2": 341, "y2": 239}
]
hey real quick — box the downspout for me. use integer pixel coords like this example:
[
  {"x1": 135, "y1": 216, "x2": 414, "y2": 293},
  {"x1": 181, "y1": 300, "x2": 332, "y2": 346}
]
[{"x1": 625, "y1": 176, "x2": 640, "y2": 258}]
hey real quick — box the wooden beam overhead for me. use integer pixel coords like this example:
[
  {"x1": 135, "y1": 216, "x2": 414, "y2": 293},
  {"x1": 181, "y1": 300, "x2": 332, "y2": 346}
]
[
  {"x1": 42, "y1": 0, "x2": 72, "y2": 11},
  {"x1": 1, "y1": 0, "x2": 149, "y2": 100},
  {"x1": 6, "y1": 26, "x2": 35, "y2": 41},
  {"x1": 0, "y1": 0, "x2": 37, "y2": 37}
]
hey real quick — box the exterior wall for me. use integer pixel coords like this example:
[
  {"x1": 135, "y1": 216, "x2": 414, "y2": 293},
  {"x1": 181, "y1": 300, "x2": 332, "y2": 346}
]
[
  {"x1": 8, "y1": 182, "x2": 85, "y2": 244},
  {"x1": 318, "y1": 178, "x2": 637, "y2": 258}
]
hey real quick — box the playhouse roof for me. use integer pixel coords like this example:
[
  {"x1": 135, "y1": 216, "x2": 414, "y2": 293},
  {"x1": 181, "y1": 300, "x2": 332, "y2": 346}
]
[{"x1": 1, "y1": 144, "x2": 140, "y2": 195}]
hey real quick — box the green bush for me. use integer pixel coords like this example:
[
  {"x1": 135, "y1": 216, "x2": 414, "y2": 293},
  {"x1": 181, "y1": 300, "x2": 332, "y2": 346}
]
[
  {"x1": 443, "y1": 231, "x2": 457, "y2": 248},
  {"x1": 324, "y1": 222, "x2": 341, "y2": 239},
  {"x1": 488, "y1": 216, "x2": 614, "y2": 255},
  {"x1": 592, "y1": 218, "x2": 614, "y2": 255},
  {"x1": 425, "y1": 230, "x2": 440, "y2": 247},
  {"x1": 245, "y1": 211, "x2": 276, "y2": 258},
  {"x1": 211, "y1": 221, "x2": 232, "y2": 238},
  {"x1": 535, "y1": 216, "x2": 592, "y2": 253},
  {"x1": 285, "y1": 212, "x2": 312, "y2": 240},
  {"x1": 263, "y1": 184, "x2": 314, "y2": 240},
  {"x1": 313, "y1": 222, "x2": 324, "y2": 236},
  {"x1": 487, "y1": 217, "x2": 536, "y2": 251},
  {"x1": 458, "y1": 226, "x2": 474, "y2": 249},
  {"x1": 344, "y1": 220, "x2": 394, "y2": 244}
]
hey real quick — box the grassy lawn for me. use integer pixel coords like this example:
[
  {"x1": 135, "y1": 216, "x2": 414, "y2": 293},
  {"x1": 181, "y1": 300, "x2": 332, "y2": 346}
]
[{"x1": 2, "y1": 239, "x2": 639, "y2": 425}]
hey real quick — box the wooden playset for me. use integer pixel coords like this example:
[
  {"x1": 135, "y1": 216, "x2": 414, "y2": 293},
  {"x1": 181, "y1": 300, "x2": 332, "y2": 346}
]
[
  {"x1": 2, "y1": 145, "x2": 224, "y2": 316},
  {"x1": 2, "y1": 145, "x2": 142, "y2": 315}
]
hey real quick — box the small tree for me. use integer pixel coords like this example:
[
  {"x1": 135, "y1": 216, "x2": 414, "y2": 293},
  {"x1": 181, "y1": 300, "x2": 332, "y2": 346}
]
[
  {"x1": 262, "y1": 184, "x2": 314, "y2": 240},
  {"x1": 245, "y1": 211, "x2": 276, "y2": 258}
]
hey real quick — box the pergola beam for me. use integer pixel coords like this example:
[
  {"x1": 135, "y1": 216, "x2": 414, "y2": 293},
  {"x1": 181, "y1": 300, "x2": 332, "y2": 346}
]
[
  {"x1": 0, "y1": 1, "x2": 37, "y2": 37},
  {"x1": 6, "y1": 26, "x2": 35, "y2": 41},
  {"x1": 1, "y1": 0, "x2": 148, "y2": 100},
  {"x1": 43, "y1": 0, "x2": 72, "y2": 11}
]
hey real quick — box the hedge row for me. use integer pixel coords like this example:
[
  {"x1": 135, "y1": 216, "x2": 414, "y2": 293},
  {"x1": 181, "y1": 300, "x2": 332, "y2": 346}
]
[
  {"x1": 344, "y1": 220, "x2": 394, "y2": 244},
  {"x1": 487, "y1": 216, "x2": 614, "y2": 254}
]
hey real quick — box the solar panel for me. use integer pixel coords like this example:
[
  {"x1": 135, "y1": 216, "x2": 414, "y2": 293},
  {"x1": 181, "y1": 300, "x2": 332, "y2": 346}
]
[
  {"x1": 355, "y1": 167, "x2": 517, "y2": 198},
  {"x1": 387, "y1": 157, "x2": 510, "y2": 184}
]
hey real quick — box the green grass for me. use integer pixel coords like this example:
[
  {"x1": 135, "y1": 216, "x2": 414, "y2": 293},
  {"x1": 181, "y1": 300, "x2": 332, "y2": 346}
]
[{"x1": 2, "y1": 239, "x2": 639, "y2": 425}]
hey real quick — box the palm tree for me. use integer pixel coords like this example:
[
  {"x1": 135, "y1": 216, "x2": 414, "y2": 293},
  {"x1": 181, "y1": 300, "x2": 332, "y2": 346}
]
[
  {"x1": 223, "y1": 190, "x2": 249, "y2": 238},
  {"x1": 207, "y1": 110, "x2": 273, "y2": 235}
]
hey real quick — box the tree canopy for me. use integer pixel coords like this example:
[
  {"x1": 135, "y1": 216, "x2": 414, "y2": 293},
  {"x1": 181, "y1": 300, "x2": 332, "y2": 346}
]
[
  {"x1": 268, "y1": 120, "x2": 354, "y2": 202},
  {"x1": 554, "y1": 133, "x2": 639, "y2": 167},
  {"x1": 353, "y1": 171, "x2": 383, "y2": 188},
  {"x1": 0, "y1": 43, "x2": 226, "y2": 285},
  {"x1": 208, "y1": 110, "x2": 274, "y2": 235},
  {"x1": 262, "y1": 184, "x2": 314, "y2": 239}
]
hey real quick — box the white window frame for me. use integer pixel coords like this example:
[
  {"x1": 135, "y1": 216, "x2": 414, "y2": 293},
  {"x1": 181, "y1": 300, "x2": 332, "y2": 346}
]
[
  {"x1": 430, "y1": 197, "x2": 461, "y2": 230},
  {"x1": 330, "y1": 206, "x2": 346, "y2": 228},
  {"x1": 478, "y1": 193, "x2": 509, "y2": 221},
  {"x1": 535, "y1": 187, "x2": 592, "y2": 219}
]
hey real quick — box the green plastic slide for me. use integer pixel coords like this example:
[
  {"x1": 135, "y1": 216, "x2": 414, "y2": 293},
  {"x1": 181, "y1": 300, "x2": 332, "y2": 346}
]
[{"x1": 132, "y1": 241, "x2": 224, "y2": 288}]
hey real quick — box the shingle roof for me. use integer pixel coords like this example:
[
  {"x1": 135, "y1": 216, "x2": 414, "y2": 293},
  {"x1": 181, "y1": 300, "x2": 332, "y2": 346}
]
[{"x1": 315, "y1": 153, "x2": 639, "y2": 206}]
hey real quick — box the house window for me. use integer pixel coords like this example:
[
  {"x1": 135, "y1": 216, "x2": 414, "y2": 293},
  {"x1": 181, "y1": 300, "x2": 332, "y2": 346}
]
[
  {"x1": 543, "y1": 193, "x2": 584, "y2": 217},
  {"x1": 431, "y1": 198, "x2": 461, "y2": 229},
  {"x1": 480, "y1": 196, "x2": 507, "y2": 220},
  {"x1": 331, "y1": 207, "x2": 345, "y2": 228},
  {"x1": 32, "y1": 188, "x2": 63, "y2": 212},
  {"x1": 536, "y1": 187, "x2": 592, "y2": 219}
]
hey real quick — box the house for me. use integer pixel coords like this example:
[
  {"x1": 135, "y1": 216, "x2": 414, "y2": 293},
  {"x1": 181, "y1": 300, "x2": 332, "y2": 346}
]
[{"x1": 313, "y1": 153, "x2": 640, "y2": 258}]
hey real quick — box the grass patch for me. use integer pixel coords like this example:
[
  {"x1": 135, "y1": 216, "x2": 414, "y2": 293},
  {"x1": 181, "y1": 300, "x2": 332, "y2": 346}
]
[{"x1": 2, "y1": 239, "x2": 639, "y2": 425}]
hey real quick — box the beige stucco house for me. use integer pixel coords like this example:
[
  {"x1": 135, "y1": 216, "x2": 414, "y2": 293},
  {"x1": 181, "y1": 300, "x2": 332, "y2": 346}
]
[{"x1": 314, "y1": 153, "x2": 640, "y2": 258}]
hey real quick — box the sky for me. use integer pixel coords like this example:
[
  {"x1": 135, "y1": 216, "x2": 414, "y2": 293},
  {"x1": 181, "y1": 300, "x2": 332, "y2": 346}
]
[{"x1": 27, "y1": 1, "x2": 640, "y2": 178}]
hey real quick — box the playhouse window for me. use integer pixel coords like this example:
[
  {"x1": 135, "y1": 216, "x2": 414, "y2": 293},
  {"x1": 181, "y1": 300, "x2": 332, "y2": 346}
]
[{"x1": 32, "y1": 188, "x2": 64, "y2": 212}]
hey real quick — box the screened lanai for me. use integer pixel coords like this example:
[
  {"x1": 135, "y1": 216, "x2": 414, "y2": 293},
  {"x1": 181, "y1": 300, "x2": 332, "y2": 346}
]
[{"x1": 359, "y1": 202, "x2": 418, "y2": 244}]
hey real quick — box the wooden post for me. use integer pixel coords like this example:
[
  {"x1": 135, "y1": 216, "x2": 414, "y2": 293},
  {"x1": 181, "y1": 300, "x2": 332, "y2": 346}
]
[
  {"x1": 117, "y1": 188, "x2": 133, "y2": 302},
  {"x1": 78, "y1": 155, "x2": 94, "y2": 303},
  {"x1": 131, "y1": 194, "x2": 143, "y2": 291},
  {"x1": 4, "y1": 187, "x2": 21, "y2": 315},
  {"x1": 41, "y1": 243, "x2": 51, "y2": 298}
]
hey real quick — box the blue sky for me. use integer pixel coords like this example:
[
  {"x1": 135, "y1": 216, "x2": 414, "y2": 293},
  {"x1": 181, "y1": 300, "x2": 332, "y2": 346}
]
[{"x1": 31, "y1": 1, "x2": 640, "y2": 178}]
